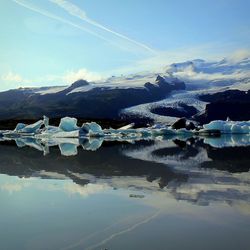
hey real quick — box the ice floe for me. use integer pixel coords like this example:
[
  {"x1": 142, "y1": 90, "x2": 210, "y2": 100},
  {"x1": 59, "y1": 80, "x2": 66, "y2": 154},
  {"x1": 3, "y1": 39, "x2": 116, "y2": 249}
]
[
  {"x1": 1, "y1": 116, "x2": 250, "y2": 150},
  {"x1": 203, "y1": 120, "x2": 250, "y2": 134}
]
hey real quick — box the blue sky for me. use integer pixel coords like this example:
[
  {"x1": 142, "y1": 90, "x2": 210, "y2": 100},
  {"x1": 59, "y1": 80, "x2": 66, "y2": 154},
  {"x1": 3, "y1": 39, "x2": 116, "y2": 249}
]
[{"x1": 0, "y1": 0, "x2": 250, "y2": 90}]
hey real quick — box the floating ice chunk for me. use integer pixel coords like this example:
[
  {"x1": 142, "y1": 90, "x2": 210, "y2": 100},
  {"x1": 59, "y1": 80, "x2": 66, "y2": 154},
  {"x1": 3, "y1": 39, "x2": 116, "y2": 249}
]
[
  {"x1": 18, "y1": 120, "x2": 44, "y2": 133},
  {"x1": 203, "y1": 120, "x2": 250, "y2": 134},
  {"x1": 43, "y1": 115, "x2": 49, "y2": 128},
  {"x1": 203, "y1": 120, "x2": 227, "y2": 131},
  {"x1": 36, "y1": 126, "x2": 79, "y2": 138},
  {"x1": 241, "y1": 125, "x2": 250, "y2": 134},
  {"x1": 81, "y1": 122, "x2": 104, "y2": 137},
  {"x1": 15, "y1": 123, "x2": 26, "y2": 131},
  {"x1": 59, "y1": 117, "x2": 79, "y2": 132},
  {"x1": 152, "y1": 128, "x2": 174, "y2": 136},
  {"x1": 137, "y1": 128, "x2": 152, "y2": 137},
  {"x1": 231, "y1": 124, "x2": 243, "y2": 134},
  {"x1": 49, "y1": 130, "x2": 79, "y2": 138},
  {"x1": 118, "y1": 123, "x2": 135, "y2": 130},
  {"x1": 45, "y1": 125, "x2": 61, "y2": 133}
]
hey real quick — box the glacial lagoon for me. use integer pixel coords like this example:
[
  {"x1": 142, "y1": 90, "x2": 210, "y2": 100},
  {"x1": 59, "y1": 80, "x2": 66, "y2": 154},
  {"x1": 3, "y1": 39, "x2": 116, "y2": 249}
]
[{"x1": 0, "y1": 136, "x2": 250, "y2": 250}]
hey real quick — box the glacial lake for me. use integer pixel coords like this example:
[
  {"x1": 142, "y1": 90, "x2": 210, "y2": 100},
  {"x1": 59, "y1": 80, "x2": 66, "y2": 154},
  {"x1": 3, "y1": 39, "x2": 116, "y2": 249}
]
[{"x1": 0, "y1": 136, "x2": 250, "y2": 250}]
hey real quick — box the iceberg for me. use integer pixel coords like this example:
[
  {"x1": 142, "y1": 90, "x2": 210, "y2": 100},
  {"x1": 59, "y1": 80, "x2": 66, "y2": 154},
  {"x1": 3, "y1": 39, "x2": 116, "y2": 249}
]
[
  {"x1": 36, "y1": 117, "x2": 80, "y2": 138},
  {"x1": 59, "y1": 117, "x2": 79, "y2": 132},
  {"x1": 118, "y1": 123, "x2": 135, "y2": 130},
  {"x1": 203, "y1": 120, "x2": 250, "y2": 134},
  {"x1": 2, "y1": 116, "x2": 250, "y2": 143},
  {"x1": 15, "y1": 120, "x2": 44, "y2": 134},
  {"x1": 15, "y1": 123, "x2": 27, "y2": 131},
  {"x1": 81, "y1": 122, "x2": 104, "y2": 137}
]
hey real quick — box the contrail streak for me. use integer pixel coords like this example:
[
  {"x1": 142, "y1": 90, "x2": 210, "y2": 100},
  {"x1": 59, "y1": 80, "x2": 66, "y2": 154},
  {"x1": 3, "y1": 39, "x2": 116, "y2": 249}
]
[
  {"x1": 12, "y1": 0, "x2": 132, "y2": 50},
  {"x1": 50, "y1": 0, "x2": 157, "y2": 54}
]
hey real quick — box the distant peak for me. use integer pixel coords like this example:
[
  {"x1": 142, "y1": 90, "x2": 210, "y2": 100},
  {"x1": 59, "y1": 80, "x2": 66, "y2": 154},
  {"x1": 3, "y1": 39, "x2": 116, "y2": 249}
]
[
  {"x1": 70, "y1": 79, "x2": 89, "y2": 89},
  {"x1": 155, "y1": 75, "x2": 165, "y2": 83}
]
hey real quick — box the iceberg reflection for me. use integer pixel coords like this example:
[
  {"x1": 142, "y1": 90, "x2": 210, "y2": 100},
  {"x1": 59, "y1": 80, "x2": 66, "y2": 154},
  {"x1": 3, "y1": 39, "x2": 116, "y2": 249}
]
[{"x1": 1, "y1": 133, "x2": 250, "y2": 156}]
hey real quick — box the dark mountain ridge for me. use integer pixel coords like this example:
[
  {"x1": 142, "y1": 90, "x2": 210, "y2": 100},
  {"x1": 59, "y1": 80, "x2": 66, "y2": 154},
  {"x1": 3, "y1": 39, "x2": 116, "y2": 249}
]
[{"x1": 0, "y1": 75, "x2": 185, "y2": 121}]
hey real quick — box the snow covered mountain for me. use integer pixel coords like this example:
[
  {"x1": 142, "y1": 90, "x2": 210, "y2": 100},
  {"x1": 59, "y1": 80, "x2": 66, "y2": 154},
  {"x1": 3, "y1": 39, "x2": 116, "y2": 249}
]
[
  {"x1": 123, "y1": 57, "x2": 250, "y2": 124},
  {"x1": 0, "y1": 56, "x2": 249, "y2": 126},
  {"x1": 0, "y1": 75, "x2": 185, "y2": 123}
]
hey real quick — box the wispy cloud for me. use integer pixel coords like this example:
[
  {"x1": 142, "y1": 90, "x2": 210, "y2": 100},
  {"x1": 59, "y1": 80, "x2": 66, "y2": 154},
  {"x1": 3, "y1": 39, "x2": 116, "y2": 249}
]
[
  {"x1": 1, "y1": 71, "x2": 24, "y2": 83},
  {"x1": 49, "y1": 0, "x2": 156, "y2": 54},
  {"x1": 12, "y1": 0, "x2": 116, "y2": 44},
  {"x1": 227, "y1": 49, "x2": 250, "y2": 62},
  {"x1": 112, "y1": 46, "x2": 250, "y2": 75},
  {"x1": 12, "y1": 0, "x2": 156, "y2": 54}
]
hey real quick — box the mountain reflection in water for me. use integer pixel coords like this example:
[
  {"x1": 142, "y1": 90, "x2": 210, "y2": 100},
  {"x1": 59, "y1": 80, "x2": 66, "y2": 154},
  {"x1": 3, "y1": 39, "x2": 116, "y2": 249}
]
[
  {"x1": 0, "y1": 136, "x2": 249, "y2": 250},
  {"x1": 1, "y1": 136, "x2": 250, "y2": 206}
]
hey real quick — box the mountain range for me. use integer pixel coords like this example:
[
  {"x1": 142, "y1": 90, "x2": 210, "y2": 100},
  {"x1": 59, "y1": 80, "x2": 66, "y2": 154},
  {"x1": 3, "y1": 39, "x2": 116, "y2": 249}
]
[{"x1": 0, "y1": 57, "x2": 249, "y2": 128}]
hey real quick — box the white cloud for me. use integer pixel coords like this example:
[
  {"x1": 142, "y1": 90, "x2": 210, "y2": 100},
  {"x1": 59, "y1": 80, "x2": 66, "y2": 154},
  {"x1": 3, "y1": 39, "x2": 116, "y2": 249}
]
[
  {"x1": 111, "y1": 46, "x2": 250, "y2": 77},
  {"x1": 227, "y1": 49, "x2": 250, "y2": 62},
  {"x1": 0, "y1": 71, "x2": 32, "y2": 91},
  {"x1": 1, "y1": 71, "x2": 24, "y2": 83},
  {"x1": 0, "y1": 68, "x2": 107, "y2": 91},
  {"x1": 1, "y1": 47, "x2": 249, "y2": 92},
  {"x1": 63, "y1": 68, "x2": 104, "y2": 84}
]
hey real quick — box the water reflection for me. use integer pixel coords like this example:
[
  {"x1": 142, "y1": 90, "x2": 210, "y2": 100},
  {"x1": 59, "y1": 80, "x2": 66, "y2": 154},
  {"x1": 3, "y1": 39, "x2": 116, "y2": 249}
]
[
  {"x1": 0, "y1": 136, "x2": 250, "y2": 249},
  {"x1": 0, "y1": 136, "x2": 250, "y2": 208},
  {"x1": 1, "y1": 133, "x2": 250, "y2": 156}
]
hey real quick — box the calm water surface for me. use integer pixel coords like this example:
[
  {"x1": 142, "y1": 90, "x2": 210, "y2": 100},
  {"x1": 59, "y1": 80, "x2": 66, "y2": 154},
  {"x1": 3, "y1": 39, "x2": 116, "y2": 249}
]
[{"x1": 0, "y1": 136, "x2": 249, "y2": 250}]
